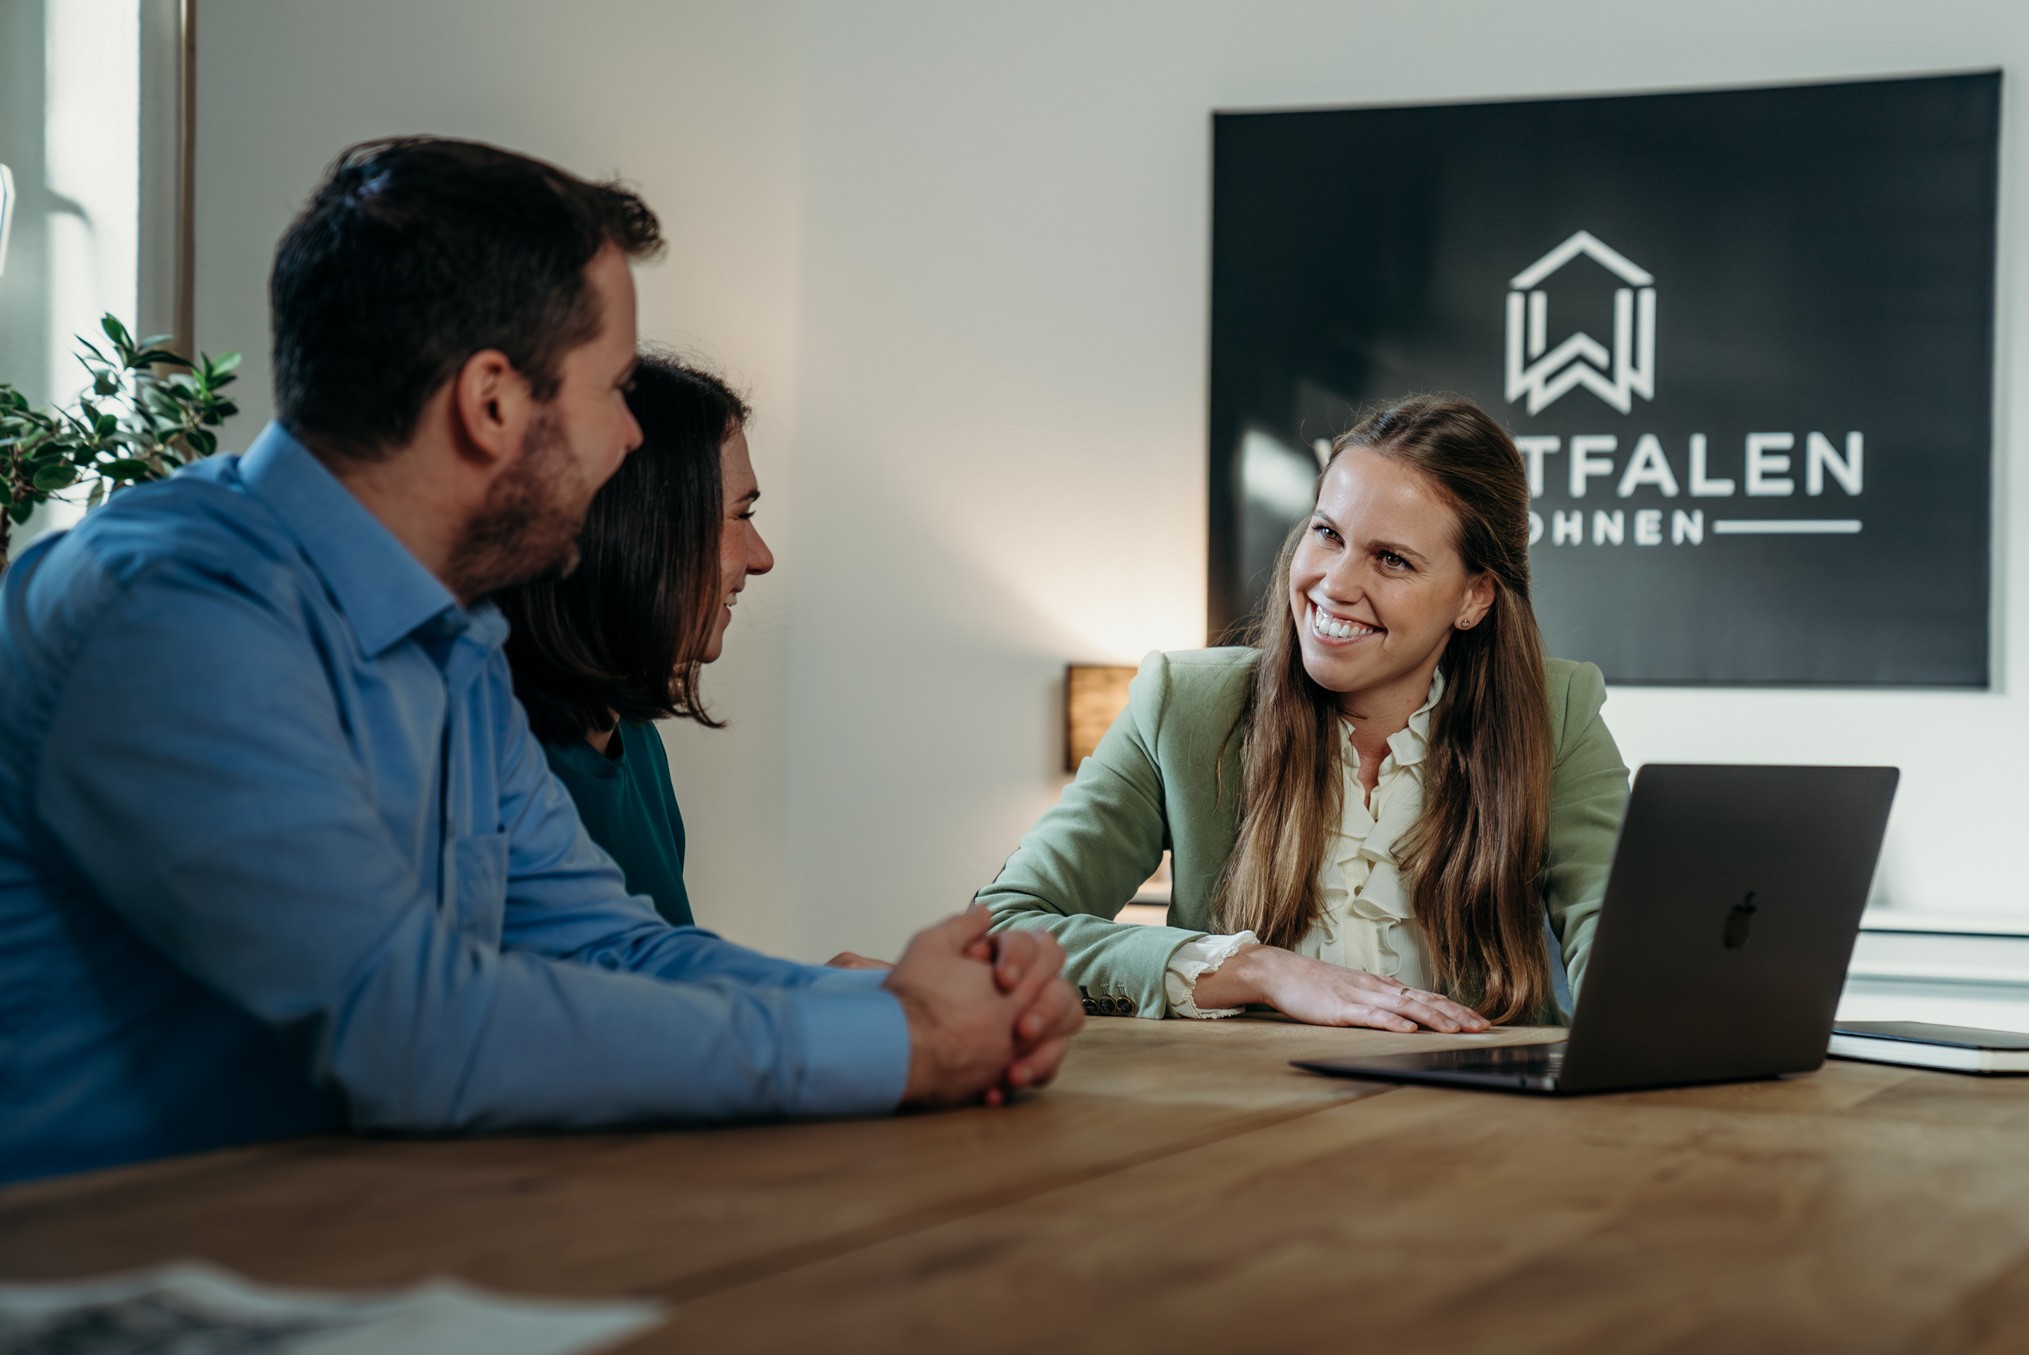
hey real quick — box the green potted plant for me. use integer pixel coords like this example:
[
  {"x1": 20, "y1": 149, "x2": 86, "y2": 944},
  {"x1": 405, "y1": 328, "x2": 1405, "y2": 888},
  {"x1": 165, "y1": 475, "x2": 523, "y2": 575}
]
[{"x1": 0, "y1": 314, "x2": 240, "y2": 571}]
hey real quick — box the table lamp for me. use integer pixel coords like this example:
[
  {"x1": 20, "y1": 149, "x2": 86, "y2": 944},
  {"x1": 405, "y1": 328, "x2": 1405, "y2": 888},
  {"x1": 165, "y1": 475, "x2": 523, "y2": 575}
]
[{"x1": 1064, "y1": 664, "x2": 1136, "y2": 773}]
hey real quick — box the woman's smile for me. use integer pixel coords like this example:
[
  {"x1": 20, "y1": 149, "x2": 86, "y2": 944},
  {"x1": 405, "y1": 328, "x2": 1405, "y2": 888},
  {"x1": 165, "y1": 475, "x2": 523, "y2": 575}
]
[{"x1": 1304, "y1": 601, "x2": 1384, "y2": 646}]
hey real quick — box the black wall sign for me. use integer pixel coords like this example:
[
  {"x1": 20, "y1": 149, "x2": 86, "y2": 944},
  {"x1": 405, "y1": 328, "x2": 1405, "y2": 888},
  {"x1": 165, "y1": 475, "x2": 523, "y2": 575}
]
[{"x1": 1209, "y1": 73, "x2": 1999, "y2": 686}]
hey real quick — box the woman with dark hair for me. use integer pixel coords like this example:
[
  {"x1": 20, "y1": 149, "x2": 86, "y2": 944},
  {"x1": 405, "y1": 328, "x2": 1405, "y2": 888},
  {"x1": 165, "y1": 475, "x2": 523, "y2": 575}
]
[
  {"x1": 498, "y1": 353, "x2": 770, "y2": 928},
  {"x1": 979, "y1": 396, "x2": 1631, "y2": 1029}
]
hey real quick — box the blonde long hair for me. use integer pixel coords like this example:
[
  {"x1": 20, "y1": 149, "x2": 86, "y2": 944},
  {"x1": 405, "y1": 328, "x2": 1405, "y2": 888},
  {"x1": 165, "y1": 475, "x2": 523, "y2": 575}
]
[{"x1": 1212, "y1": 397, "x2": 1554, "y2": 1022}]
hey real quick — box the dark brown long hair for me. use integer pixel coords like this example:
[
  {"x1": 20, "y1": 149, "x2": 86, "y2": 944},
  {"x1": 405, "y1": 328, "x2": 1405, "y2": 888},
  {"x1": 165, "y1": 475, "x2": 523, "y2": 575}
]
[
  {"x1": 1212, "y1": 396, "x2": 1554, "y2": 1022},
  {"x1": 498, "y1": 352, "x2": 749, "y2": 744}
]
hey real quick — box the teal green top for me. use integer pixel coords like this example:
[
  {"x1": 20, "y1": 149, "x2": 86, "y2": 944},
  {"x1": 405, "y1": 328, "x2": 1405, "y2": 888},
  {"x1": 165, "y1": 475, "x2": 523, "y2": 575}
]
[
  {"x1": 541, "y1": 718, "x2": 694, "y2": 928},
  {"x1": 977, "y1": 649, "x2": 1632, "y2": 1023}
]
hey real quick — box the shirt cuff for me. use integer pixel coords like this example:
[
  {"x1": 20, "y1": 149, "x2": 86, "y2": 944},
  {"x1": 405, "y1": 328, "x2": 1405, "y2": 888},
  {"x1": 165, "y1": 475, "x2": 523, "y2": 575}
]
[
  {"x1": 1163, "y1": 930, "x2": 1259, "y2": 1020},
  {"x1": 785, "y1": 986, "x2": 912, "y2": 1116}
]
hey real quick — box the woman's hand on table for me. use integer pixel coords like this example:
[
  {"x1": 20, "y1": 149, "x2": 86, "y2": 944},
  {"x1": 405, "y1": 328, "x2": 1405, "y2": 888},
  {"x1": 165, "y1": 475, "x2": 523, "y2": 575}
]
[
  {"x1": 1189, "y1": 943, "x2": 1490, "y2": 1034},
  {"x1": 825, "y1": 951, "x2": 893, "y2": 970},
  {"x1": 827, "y1": 936, "x2": 1054, "y2": 982}
]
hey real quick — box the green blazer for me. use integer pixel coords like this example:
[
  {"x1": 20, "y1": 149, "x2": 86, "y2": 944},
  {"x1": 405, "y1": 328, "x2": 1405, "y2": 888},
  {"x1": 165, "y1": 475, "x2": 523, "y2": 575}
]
[{"x1": 977, "y1": 649, "x2": 1631, "y2": 1021}]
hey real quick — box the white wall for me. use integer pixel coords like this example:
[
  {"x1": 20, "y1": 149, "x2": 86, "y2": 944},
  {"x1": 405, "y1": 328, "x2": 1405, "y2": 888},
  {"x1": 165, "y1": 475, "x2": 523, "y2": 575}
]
[
  {"x1": 3, "y1": 0, "x2": 151, "y2": 553},
  {"x1": 195, "y1": 0, "x2": 2029, "y2": 965},
  {"x1": 785, "y1": 0, "x2": 2029, "y2": 960},
  {"x1": 194, "y1": 0, "x2": 804, "y2": 951}
]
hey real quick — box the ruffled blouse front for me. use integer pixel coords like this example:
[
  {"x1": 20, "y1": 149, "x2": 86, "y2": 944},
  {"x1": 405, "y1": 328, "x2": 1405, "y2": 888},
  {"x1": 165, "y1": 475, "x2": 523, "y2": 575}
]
[
  {"x1": 1290, "y1": 668, "x2": 1445, "y2": 991},
  {"x1": 1163, "y1": 670, "x2": 1445, "y2": 1019}
]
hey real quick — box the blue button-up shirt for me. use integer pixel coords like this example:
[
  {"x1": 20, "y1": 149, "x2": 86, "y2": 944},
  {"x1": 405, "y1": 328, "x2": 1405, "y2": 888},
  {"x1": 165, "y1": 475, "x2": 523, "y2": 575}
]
[{"x1": 0, "y1": 424, "x2": 908, "y2": 1183}]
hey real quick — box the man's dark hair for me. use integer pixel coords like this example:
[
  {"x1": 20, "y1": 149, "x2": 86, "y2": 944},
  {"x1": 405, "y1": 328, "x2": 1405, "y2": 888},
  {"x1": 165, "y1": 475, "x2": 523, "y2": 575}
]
[
  {"x1": 499, "y1": 353, "x2": 749, "y2": 743},
  {"x1": 271, "y1": 136, "x2": 663, "y2": 458}
]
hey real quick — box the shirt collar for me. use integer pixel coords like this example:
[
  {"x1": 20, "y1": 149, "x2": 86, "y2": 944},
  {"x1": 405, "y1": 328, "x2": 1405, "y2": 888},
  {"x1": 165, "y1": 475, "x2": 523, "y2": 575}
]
[
  {"x1": 1391, "y1": 667, "x2": 1446, "y2": 767},
  {"x1": 1341, "y1": 667, "x2": 1446, "y2": 772},
  {"x1": 238, "y1": 421, "x2": 468, "y2": 658}
]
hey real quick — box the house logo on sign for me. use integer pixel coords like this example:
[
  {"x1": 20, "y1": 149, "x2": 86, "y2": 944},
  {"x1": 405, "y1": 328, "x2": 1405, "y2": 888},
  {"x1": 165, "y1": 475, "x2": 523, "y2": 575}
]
[{"x1": 1504, "y1": 230, "x2": 1656, "y2": 415}]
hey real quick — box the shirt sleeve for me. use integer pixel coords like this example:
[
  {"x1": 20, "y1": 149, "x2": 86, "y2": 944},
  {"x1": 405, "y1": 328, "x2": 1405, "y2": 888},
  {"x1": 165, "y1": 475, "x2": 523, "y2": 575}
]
[
  {"x1": 975, "y1": 651, "x2": 1216, "y2": 1018},
  {"x1": 1162, "y1": 931, "x2": 1258, "y2": 1020},
  {"x1": 34, "y1": 566, "x2": 908, "y2": 1130}
]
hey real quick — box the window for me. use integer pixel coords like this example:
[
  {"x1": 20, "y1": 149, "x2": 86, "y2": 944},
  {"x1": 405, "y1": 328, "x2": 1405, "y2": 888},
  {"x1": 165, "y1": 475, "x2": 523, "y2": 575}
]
[{"x1": 0, "y1": 0, "x2": 190, "y2": 543}]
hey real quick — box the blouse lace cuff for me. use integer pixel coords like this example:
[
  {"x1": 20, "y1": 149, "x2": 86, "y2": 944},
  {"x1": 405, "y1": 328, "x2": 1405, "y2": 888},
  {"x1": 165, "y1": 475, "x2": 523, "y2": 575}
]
[{"x1": 1163, "y1": 930, "x2": 1260, "y2": 1020}]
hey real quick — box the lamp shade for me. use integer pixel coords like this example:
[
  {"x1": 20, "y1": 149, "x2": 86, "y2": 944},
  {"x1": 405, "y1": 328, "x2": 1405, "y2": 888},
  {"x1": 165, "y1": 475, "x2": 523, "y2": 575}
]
[{"x1": 1064, "y1": 664, "x2": 1136, "y2": 773}]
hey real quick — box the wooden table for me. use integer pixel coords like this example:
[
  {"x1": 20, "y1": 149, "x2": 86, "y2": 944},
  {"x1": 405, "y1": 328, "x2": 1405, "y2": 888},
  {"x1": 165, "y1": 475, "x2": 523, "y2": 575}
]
[{"x1": 6, "y1": 1018, "x2": 2029, "y2": 1353}]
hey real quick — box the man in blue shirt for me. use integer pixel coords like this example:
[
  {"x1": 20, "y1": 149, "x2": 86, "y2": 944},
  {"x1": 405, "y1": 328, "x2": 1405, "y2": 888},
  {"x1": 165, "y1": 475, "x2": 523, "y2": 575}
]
[{"x1": 0, "y1": 138, "x2": 1079, "y2": 1183}]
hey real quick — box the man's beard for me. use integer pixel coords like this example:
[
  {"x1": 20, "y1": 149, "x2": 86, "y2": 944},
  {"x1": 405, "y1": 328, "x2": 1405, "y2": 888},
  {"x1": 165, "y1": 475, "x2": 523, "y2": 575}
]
[{"x1": 444, "y1": 410, "x2": 591, "y2": 604}]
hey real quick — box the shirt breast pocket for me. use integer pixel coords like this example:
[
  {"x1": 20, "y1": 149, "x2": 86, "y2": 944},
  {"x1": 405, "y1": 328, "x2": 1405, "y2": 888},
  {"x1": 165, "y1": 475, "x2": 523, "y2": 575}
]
[{"x1": 450, "y1": 831, "x2": 509, "y2": 947}]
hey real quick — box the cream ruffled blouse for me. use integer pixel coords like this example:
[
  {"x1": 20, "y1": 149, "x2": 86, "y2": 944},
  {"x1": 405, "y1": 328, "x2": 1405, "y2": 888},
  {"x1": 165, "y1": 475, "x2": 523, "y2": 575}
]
[{"x1": 1164, "y1": 670, "x2": 1445, "y2": 1019}]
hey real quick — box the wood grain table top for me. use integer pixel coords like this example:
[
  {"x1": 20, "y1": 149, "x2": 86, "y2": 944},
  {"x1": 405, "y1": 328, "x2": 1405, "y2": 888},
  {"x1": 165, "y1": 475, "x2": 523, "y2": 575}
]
[{"x1": 5, "y1": 1017, "x2": 2028, "y2": 1354}]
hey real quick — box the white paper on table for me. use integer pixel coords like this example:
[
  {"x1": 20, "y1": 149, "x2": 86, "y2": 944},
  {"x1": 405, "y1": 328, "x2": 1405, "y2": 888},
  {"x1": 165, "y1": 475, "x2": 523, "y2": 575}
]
[{"x1": 0, "y1": 1261, "x2": 664, "y2": 1355}]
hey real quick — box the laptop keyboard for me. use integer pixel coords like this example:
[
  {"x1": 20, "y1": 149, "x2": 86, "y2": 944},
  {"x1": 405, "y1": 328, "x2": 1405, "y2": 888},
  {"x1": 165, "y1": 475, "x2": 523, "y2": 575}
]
[
  {"x1": 1419, "y1": 1043, "x2": 1567, "y2": 1075},
  {"x1": 1295, "y1": 1040, "x2": 1574, "y2": 1086}
]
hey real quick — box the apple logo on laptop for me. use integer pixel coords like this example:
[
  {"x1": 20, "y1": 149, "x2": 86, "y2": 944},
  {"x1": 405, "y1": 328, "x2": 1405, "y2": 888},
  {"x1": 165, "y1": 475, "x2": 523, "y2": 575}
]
[{"x1": 1724, "y1": 891, "x2": 1758, "y2": 950}]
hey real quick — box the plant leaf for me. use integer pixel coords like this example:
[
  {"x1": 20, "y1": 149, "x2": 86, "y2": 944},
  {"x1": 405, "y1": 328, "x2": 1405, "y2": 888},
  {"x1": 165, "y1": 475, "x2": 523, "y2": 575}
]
[{"x1": 32, "y1": 464, "x2": 78, "y2": 492}]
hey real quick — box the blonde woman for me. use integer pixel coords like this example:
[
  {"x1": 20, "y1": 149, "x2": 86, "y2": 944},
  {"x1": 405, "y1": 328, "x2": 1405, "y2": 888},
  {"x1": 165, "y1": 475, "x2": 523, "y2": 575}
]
[{"x1": 979, "y1": 397, "x2": 1631, "y2": 1030}]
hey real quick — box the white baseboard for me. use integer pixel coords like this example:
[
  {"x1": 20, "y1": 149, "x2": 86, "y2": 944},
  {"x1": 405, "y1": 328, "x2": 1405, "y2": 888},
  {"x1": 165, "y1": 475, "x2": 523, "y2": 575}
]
[
  {"x1": 1838, "y1": 977, "x2": 2029, "y2": 1034},
  {"x1": 1842, "y1": 919, "x2": 2029, "y2": 1032},
  {"x1": 1847, "y1": 930, "x2": 2029, "y2": 986},
  {"x1": 1860, "y1": 908, "x2": 2029, "y2": 937}
]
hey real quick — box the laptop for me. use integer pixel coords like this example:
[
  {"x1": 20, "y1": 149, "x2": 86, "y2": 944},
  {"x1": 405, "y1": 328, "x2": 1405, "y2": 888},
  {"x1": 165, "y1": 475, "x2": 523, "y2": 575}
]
[{"x1": 1293, "y1": 764, "x2": 1899, "y2": 1095}]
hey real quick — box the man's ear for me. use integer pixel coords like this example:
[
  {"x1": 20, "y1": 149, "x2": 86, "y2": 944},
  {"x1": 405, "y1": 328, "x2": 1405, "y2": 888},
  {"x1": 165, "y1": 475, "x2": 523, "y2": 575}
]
[
  {"x1": 1457, "y1": 572, "x2": 1496, "y2": 631},
  {"x1": 448, "y1": 349, "x2": 531, "y2": 467}
]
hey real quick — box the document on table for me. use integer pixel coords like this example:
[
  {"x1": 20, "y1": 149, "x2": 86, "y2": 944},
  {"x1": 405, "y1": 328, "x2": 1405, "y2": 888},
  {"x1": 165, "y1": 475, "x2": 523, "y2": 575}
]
[{"x1": 0, "y1": 1262, "x2": 662, "y2": 1355}]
